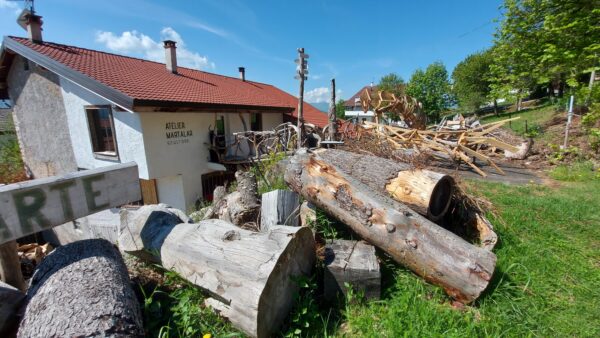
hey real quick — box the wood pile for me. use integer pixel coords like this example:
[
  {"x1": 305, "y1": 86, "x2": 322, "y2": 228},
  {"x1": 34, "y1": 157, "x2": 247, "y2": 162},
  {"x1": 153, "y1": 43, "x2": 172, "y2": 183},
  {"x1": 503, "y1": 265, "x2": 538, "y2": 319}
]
[
  {"x1": 284, "y1": 149, "x2": 497, "y2": 303},
  {"x1": 361, "y1": 117, "x2": 523, "y2": 177}
]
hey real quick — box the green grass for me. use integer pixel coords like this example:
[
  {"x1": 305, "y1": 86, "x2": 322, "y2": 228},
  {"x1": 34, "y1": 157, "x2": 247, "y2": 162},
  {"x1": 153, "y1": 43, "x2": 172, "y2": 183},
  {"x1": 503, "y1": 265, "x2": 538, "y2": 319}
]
[
  {"x1": 147, "y1": 165, "x2": 600, "y2": 337},
  {"x1": 480, "y1": 105, "x2": 558, "y2": 137},
  {"x1": 139, "y1": 268, "x2": 241, "y2": 337},
  {"x1": 342, "y1": 179, "x2": 600, "y2": 337},
  {"x1": 550, "y1": 161, "x2": 600, "y2": 182}
]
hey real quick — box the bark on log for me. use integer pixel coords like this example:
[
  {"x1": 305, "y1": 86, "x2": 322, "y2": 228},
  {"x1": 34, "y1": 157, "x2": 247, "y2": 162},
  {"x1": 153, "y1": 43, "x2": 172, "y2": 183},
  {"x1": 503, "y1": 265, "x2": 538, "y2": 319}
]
[
  {"x1": 284, "y1": 150, "x2": 496, "y2": 303},
  {"x1": 316, "y1": 149, "x2": 454, "y2": 221},
  {"x1": 204, "y1": 171, "x2": 261, "y2": 228},
  {"x1": 120, "y1": 205, "x2": 316, "y2": 338},
  {"x1": 17, "y1": 239, "x2": 143, "y2": 338}
]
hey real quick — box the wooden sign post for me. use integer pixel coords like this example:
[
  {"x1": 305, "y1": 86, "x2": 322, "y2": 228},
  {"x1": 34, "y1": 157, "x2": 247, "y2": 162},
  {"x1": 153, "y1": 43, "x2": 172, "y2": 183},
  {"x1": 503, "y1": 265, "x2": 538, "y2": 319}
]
[{"x1": 0, "y1": 162, "x2": 141, "y2": 289}]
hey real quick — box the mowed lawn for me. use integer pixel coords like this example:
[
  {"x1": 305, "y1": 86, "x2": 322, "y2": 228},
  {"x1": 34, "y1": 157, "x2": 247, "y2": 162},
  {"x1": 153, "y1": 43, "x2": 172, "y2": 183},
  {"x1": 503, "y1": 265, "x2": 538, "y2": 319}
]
[
  {"x1": 342, "y1": 179, "x2": 600, "y2": 337},
  {"x1": 480, "y1": 104, "x2": 559, "y2": 136}
]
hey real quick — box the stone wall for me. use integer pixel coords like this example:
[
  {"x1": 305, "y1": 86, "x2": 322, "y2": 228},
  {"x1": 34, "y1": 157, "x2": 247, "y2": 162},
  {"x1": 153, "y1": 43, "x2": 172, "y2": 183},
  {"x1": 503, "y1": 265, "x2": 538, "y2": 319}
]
[{"x1": 7, "y1": 55, "x2": 77, "y2": 177}]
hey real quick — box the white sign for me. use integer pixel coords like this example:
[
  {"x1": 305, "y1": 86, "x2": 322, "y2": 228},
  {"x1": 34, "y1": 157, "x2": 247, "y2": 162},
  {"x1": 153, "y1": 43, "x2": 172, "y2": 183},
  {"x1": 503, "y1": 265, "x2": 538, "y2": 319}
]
[{"x1": 0, "y1": 163, "x2": 140, "y2": 244}]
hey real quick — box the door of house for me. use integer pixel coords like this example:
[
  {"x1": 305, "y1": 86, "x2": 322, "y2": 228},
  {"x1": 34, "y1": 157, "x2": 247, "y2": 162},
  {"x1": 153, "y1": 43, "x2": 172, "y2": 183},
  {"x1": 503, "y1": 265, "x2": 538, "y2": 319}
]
[{"x1": 139, "y1": 179, "x2": 158, "y2": 205}]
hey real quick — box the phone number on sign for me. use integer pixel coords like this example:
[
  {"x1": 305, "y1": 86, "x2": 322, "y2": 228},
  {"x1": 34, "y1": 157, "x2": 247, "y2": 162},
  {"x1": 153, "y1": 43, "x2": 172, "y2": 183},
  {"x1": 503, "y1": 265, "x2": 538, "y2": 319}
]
[{"x1": 167, "y1": 138, "x2": 190, "y2": 145}]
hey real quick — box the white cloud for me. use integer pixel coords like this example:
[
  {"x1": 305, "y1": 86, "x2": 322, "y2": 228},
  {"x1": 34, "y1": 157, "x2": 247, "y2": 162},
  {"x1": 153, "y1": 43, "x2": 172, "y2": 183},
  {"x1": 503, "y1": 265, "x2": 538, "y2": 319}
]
[
  {"x1": 304, "y1": 87, "x2": 330, "y2": 104},
  {"x1": 95, "y1": 27, "x2": 214, "y2": 70},
  {"x1": 0, "y1": 0, "x2": 22, "y2": 15},
  {"x1": 305, "y1": 87, "x2": 343, "y2": 104}
]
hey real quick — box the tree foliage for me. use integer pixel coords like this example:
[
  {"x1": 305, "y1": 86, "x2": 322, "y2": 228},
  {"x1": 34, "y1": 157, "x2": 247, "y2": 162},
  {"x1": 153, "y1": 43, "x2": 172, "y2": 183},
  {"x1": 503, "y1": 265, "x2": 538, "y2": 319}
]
[
  {"x1": 377, "y1": 73, "x2": 405, "y2": 96},
  {"x1": 335, "y1": 99, "x2": 346, "y2": 119},
  {"x1": 489, "y1": 0, "x2": 600, "y2": 102},
  {"x1": 406, "y1": 62, "x2": 453, "y2": 122},
  {"x1": 452, "y1": 50, "x2": 494, "y2": 112}
]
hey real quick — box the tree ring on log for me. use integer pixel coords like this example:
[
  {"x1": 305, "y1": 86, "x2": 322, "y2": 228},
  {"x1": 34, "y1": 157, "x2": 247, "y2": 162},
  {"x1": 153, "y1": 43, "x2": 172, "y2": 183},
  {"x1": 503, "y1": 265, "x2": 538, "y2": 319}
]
[{"x1": 427, "y1": 175, "x2": 454, "y2": 221}]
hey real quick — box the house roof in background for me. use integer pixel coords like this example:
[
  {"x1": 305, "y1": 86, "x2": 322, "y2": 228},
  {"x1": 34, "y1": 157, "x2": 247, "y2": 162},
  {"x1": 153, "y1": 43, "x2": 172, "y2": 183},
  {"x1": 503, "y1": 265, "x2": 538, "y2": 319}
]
[
  {"x1": 1, "y1": 36, "x2": 328, "y2": 127},
  {"x1": 343, "y1": 85, "x2": 377, "y2": 107}
]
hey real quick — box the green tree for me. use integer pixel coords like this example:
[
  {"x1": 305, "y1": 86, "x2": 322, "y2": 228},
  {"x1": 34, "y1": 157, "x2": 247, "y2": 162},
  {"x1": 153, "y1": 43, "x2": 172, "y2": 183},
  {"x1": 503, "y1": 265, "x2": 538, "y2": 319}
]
[
  {"x1": 490, "y1": 0, "x2": 600, "y2": 105},
  {"x1": 406, "y1": 62, "x2": 453, "y2": 122},
  {"x1": 335, "y1": 99, "x2": 346, "y2": 119},
  {"x1": 452, "y1": 50, "x2": 494, "y2": 113},
  {"x1": 377, "y1": 73, "x2": 405, "y2": 96}
]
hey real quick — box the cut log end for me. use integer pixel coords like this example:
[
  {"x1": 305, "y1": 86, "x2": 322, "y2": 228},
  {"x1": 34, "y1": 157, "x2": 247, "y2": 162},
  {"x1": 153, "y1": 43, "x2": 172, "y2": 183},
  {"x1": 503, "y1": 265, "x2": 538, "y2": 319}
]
[{"x1": 428, "y1": 175, "x2": 454, "y2": 221}]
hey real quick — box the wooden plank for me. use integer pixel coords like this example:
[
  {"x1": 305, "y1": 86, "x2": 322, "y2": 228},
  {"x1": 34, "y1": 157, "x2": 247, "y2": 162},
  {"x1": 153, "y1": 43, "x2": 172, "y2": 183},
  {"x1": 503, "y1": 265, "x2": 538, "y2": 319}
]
[
  {"x1": 139, "y1": 179, "x2": 158, "y2": 205},
  {"x1": 0, "y1": 241, "x2": 25, "y2": 290},
  {"x1": 0, "y1": 163, "x2": 140, "y2": 244}
]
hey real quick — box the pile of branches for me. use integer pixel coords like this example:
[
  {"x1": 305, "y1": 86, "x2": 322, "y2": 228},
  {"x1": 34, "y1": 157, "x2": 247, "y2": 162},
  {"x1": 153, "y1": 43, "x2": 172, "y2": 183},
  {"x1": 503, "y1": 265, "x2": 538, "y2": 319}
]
[{"x1": 342, "y1": 117, "x2": 527, "y2": 177}]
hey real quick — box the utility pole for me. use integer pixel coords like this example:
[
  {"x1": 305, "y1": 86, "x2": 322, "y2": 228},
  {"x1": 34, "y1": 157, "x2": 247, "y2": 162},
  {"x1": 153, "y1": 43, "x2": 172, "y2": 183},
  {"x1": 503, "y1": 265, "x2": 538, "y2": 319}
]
[
  {"x1": 327, "y1": 78, "x2": 337, "y2": 141},
  {"x1": 294, "y1": 48, "x2": 308, "y2": 149}
]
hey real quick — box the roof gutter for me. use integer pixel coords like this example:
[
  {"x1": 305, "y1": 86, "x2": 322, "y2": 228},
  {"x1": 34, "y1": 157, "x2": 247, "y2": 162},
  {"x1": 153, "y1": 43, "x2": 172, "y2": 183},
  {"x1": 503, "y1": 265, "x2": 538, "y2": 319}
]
[
  {"x1": 1, "y1": 36, "x2": 135, "y2": 111},
  {"x1": 133, "y1": 98, "x2": 294, "y2": 113}
]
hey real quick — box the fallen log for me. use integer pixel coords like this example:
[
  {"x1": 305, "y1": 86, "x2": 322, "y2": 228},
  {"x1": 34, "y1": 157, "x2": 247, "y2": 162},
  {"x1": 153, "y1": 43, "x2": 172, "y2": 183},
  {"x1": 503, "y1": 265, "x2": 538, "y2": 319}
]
[
  {"x1": 18, "y1": 239, "x2": 143, "y2": 338},
  {"x1": 120, "y1": 205, "x2": 316, "y2": 338},
  {"x1": 284, "y1": 150, "x2": 496, "y2": 303},
  {"x1": 316, "y1": 149, "x2": 454, "y2": 221}
]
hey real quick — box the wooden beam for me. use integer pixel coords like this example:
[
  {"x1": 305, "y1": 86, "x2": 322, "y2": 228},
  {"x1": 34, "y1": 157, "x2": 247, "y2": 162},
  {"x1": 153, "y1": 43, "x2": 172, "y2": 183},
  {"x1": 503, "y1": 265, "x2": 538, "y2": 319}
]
[{"x1": 0, "y1": 163, "x2": 140, "y2": 245}]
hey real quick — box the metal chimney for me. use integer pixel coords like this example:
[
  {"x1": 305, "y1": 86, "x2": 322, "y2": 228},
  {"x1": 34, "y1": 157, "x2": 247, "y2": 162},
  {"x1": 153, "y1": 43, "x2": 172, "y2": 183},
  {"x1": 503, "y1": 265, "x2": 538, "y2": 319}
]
[
  {"x1": 163, "y1": 40, "x2": 177, "y2": 74},
  {"x1": 238, "y1": 67, "x2": 246, "y2": 81}
]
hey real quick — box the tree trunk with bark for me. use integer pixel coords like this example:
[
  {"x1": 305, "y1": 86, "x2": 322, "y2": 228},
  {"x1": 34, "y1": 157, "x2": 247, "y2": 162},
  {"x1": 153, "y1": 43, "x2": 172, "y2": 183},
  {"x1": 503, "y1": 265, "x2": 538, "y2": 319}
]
[
  {"x1": 17, "y1": 239, "x2": 143, "y2": 338},
  {"x1": 284, "y1": 150, "x2": 496, "y2": 303},
  {"x1": 316, "y1": 149, "x2": 454, "y2": 221},
  {"x1": 120, "y1": 205, "x2": 316, "y2": 338}
]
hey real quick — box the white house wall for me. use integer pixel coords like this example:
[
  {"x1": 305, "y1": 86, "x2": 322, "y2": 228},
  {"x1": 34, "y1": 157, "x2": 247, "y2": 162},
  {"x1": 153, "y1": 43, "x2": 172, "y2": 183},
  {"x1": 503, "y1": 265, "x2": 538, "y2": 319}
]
[
  {"x1": 262, "y1": 113, "x2": 283, "y2": 130},
  {"x1": 59, "y1": 78, "x2": 149, "y2": 178}
]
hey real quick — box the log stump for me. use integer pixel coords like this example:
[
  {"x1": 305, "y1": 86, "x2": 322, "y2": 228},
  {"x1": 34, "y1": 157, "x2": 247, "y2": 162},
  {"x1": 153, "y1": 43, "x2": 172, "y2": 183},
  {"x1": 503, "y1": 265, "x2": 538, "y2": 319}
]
[
  {"x1": 324, "y1": 240, "x2": 380, "y2": 301},
  {"x1": 17, "y1": 239, "x2": 143, "y2": 338}
]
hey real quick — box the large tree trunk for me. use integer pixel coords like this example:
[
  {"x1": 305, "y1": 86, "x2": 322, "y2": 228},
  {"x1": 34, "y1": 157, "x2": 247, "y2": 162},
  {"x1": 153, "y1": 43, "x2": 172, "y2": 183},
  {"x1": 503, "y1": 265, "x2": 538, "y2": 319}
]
[
  {"x1": 17, "y1": 239, "x2": 143, "y2": 338},
  {"x1": 316, "y1": 149, "x2": 454, "y2": 221},
  {"x1": 120, "y1": 205, "x2": 316, "y2": 338},
  {"x1": 284, "y1": 150, "x2": 496, "y2": 303}
]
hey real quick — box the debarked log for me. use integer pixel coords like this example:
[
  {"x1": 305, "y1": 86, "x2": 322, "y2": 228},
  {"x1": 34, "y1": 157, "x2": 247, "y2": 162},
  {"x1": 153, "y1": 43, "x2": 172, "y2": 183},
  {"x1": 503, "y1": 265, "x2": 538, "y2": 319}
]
[
  {"x1": 284, "y1": 151, "x2": 496, "y2": 303},
  {"x1": 315, "y1": 149, "x2": 454, "y2": 221},
  {"x1": 17, "y1": 239, "x2": 144, "y2": 338},
  {"x1": 120, "y1": 205, "x2": 316, "y2": 338}
]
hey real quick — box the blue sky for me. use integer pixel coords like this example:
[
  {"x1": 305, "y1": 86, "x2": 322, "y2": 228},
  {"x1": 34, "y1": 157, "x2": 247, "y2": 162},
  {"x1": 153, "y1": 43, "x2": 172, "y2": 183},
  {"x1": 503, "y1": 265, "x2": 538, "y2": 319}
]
[{"x1": 0, "y1": 0, "x2": 502, "y2": 105}]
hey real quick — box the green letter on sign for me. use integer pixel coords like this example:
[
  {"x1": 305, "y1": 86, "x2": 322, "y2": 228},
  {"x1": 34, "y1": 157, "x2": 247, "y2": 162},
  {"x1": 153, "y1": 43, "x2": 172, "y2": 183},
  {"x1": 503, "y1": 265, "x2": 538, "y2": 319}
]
[
  {"x1": 0, "y1": 214, "x2": 14, "y2": 242},
  {"x1": 13, "y1": 188, "x2": 50, "y2": 235},
  {"x1": 82, "y1": 174, "x2": 109, "y2": 213},
  {"x1": 50, "y1": 181, "x2": 76, "y2": 220}
]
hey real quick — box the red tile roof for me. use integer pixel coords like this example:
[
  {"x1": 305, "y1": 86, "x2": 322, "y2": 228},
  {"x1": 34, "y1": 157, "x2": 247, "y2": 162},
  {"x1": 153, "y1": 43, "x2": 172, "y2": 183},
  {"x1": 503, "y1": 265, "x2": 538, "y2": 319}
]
[{"x1": 4, "y1": 36, "x2": 328, "y2": 127}]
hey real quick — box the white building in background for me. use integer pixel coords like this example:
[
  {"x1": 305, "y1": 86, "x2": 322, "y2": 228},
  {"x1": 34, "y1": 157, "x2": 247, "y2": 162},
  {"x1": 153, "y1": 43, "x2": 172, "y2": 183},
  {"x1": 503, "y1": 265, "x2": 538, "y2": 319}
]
[{"x1": 0, "y1": 14, "x2": 328, "y2": 243}]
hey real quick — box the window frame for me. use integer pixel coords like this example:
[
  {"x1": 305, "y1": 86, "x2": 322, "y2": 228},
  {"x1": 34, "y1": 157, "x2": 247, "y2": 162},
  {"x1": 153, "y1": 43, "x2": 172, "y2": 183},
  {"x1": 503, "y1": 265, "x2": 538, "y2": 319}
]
[{"x1": 84, "y1": 105, "x2": 119, "y2": 160}]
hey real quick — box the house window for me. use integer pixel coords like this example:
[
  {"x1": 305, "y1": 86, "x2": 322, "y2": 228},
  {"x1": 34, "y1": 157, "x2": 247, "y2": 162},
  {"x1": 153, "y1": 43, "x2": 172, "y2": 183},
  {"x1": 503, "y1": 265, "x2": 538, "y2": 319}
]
[
  {"x1": 86, "y1": 106, "x2": 117, "y2": 157},
  {"x1": 250, "y1": 113, "x2": 262, "y2": 131}
]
